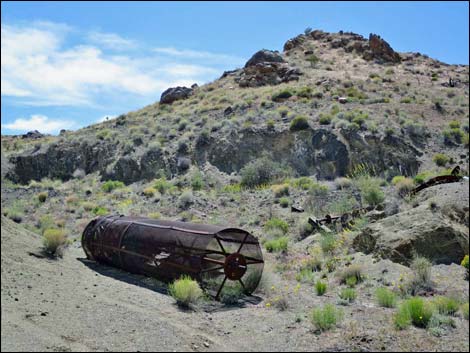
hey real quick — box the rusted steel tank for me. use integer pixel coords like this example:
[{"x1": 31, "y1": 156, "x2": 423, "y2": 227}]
[{"x1": 82, "y1": 215, "x2": 264, "y2": 298}]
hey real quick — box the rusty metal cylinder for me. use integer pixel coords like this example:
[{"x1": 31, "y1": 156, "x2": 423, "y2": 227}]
[{"x1": 82, "y1": 215, "x2": 264, "y2": 298}]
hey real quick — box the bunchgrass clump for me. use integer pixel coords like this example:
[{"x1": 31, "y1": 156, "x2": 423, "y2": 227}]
[
  {"x1": 461, "y1": 303, "x2": 469, "y2": 320},
  {"x1": 264, "y1": 218, "x2": 289, "y2": 235},
  {"x1": 37, "y1": 192, "x2": 48, "y2": 203},
  {"x1": 279, "y1": 197, "x2": 290, "y2": 208},
  {"x1": 264, "y1": 237, "x2": 289, "y2": 253},
  {"x1": 289, "y1": 115, "x2": 310, "y2": 131},
  {"x1": 42, "y1": 228, "x2": 67, "y2": 256},
  {"x1": 375, "y1": 287, "x2": 397, "y2": 308},
  {"x1": 432, "y1": 153, "x2": 449, "y2": 167},
  {"x1": 102, "y1": 180, "x2": 125, "y2": 193},
  {"x1": 394, "y1": 297, "x2": 434, "y2": 329},
  {"x1": 407, "y1": 256, "x2": 433, "y2": 294},
  {"x1": 432, "y1": 296, "x2": 460, "y2": 316},
  {"x1": 338, "y1": 288, "x2": 357, "y2": 304},
  {"x1": 338, "y1": 265, "x2": 363, "y2": 285},
  {"x1": 310, "y1": 304, "x2": 343, "y2": 332},
  {"x1": 219, "y1": 283, "x2": 245, "y2": 305},
  {"x1": 168, "y1": 275, "x2": 203, "y2": 308},
  {"x1": 315, "y1": 280, "x2": 327, "y2": 296},
  {"x1": 320, "y1": 232, "x2": 336, "y2": 254}
]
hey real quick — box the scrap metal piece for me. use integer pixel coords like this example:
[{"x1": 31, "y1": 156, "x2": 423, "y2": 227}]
[
  {"x1": 82, "y1": 216, "x2": 264, "y2": 299},
  {"x1": 409, "y1": 174, "x2": 463, "y2": 196},
  {"x1": 291, "y1": 205, "x2": 305, "y2": 213}
]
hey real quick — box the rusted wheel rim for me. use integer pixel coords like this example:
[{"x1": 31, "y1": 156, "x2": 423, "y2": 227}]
[{"x1": 224, "y1": 253, "x2": 247, "y2": 280}]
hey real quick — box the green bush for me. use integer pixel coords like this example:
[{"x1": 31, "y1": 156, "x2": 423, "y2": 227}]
[
  {"x1": 42, "y1": 228, "x2": 67, "y2": 255},
  {"x1": 178, "y1": 191, "x2": 194, "y2": 210},
  {"x1": 449, "y1": 120, "x2": 461, "y2": 129},
  {"x1": 102, "y1": 180, "x2": 125, "y2": 193},
  {"x1": 264, "y1": 218, "x2": 289, "y2": 234},
  {"x1": 279, "y1": 197, "x2": 289, "y2": 208},
  {"x1": 272, "y1": 89, "x2": 294, "y2": 102},
  {"x1": 320, "y1": 233, "x2": 336, "y2": 254},
  {"x1": 310, "y1": 304, "x2": 343, "y2": 331},
  {"x1": 432, "y1": 153, "x2": 449, "y2": 167},
  {"x1": 319, "y1": 114, "x2": 332, "y2": 125},
  {"x1": 289, "y1": 115, "x2": 310, "y2": 131},
  {"x1": 338, "y1": 288, "x2": 357, "y2": 303},
  {"x1": 240, "y1": 156, "x2": 288, "y2": 188},
  {"x1": 362, "y1": 184, "x2": 385, "y2": 206},
  {"x1": 264, "y1": 237, "x2": 289, "y2": 253},
  {"x1": 143, "y1": 187, "x2": 156, "y2": 197},
  {"x1": 272, "y1": 183, "x2": 289, "y2": 197},
  {"x1": 432, "y1": 296, "x2": 460, "y2": 316},
  {"x1": 93, "y1": 206, "x2": 108, "y2": 216},
  {"x1": 168, "y1": 275, "x2": 203, "y2": 307},
  {"x1": 154, "y1": 177, "x2": 172, "y2": 194},
  {"x1": 461, "y1": 303, "x2": 469, "y2": 320},
  {"x1": 37, "y1": 192, "x2": 48, "y2": 203},
  {"x1": 394, "y1": 297, "x2": 434, "y2": 329},
  {"x1": 219, "y1": 283, "x2": 245, "y2": 304},
  {"x1": 394, "y1": 177, "x2": 415, "y2": 196},
  {"x1": 191, "y1": 171, "x2": 204, "y2": 191},
  {"x1": 338, "y1": 265, "x2": 363, "y2": 284},
  {"x1": 462, "y1": 255, "x2": 469, "y2": 279},
  {"x1": 408, "y1": 256, "x2": 432, "y2": 293},
  {"x1": 315, "y1": 280, "x2": 327, "y2": 296},
  {"x1": 375, "y1": 287, "x2": 397, "y2": 308}
]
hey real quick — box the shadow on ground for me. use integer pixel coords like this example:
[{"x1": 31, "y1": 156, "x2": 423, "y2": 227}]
[{"x1": 77, "y1": 257, "x2": 263, "y2": 312}]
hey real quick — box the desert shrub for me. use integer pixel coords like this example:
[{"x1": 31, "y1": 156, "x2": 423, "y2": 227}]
[
  {"x1": 82, "y1": 202, "x2": 96, "y2": 211},
  {"x1": 338, "y1": 265, "x2": 363, "y2": 284},
  {"x1": 271, "y1": 183, "x2": 289, "y2": 197},
  {"x1": 148, "y1": 212, "x2": 162, "y2": 219},
  {"x1": 461, "y1": 255, "x2": 469, "y2": 280},
  {"x1": 375, "y1": 287, "x2": 397, "y2": 308},
  {"x1": 299, "y1": 219, "x2": 314, "y2": 239},
  {"x1": 272, "y1": 89, "x2": 294, "y2": 102},
  {"x1": 42, "y1": 228, "x2": 67, "y2": 256},
  {"x1": 405, "y1": 256, "x2": 433, "y2": 295},
  {"x1": 219, "y1": 283, "x2": 245, "y2": 305},
  {"x1": 306, "y1": 54, "x2": 319, "y2": 67},
  {"x1": 143, "y1": 187, "x2": 156, "y2": 197},
  {"x1": 191, "y1": 171, "x2": 204, "y2": 191},
  {"x1": 345, "y1": 276, "x2": 357, "y2": 288},
  {"x1": 310, "y1": 304, "x2": 343, "y2": 331},
  {"x1": 461, "y1": 303, "x2": 469, "y2": 320},
  {"x1": 320, "y1": 233, "x2": 336, "y2": 254},
  {"x1": 296, "y1": 267, "x2": 315, "y2": 283},
  {"x1": 102, "y1": 180, "x2": 125, "y2": 193},
  {"x1": 289, "y1": 115, "x2": 310, "y2": 131},
  {"x1": 432, "y1": 296, "x2": 460, "y2": 316},
  {"x1": 93, "y1": 206, "x2": 108, "y2": 216},
  {"x1": 266, "y1": 119, "x2": 275, "y2": 130},
  {"x1": 338, "y1": 288, "x2": 357, "y2": 304},
  {"x1": 319, "y1": 114, "x2": 332, "y2": 125},
  {"x1": 178, "y1": 191, "x2": 194, "y2": 210},
  {"x1": 240, "y1": 156, "x2": 288, "y2": 188},
  {"x1": 154, "y1": 177, "x2": 172, "y2": 194},
  {"x1": 334, "y1": 177, "x2": 352, "y2": 189},
  {"x1": 264, "y1": 237, "x2": 289, "y2": 253},
  {"x1": 264, "y1": 218, "x2": 289, "y2": 235},
  {"x1": 279, "y1": 197, "x2": 289, "y2": 208},
  {"x1": 432, "y1": 153, "x2": 449, "y2": 167},
  {"x1": 37, "y1": 192, "x2": 48, "y2": 203},
  {"x1": 394, "y1": 297, "x2": 434, "y2": 329},
  {"x1": 449, "y1": 120, "x2": 461, "y2": 129},
  {"x1": 297, "y1": 86, "x2": 312, "y2": 98},
  {"x1": 290, "y1": 176, "x2": 315, "y2": 190},
  {"x1": 361, "y1": 182, "x2": 385, "y2": 206},
  {"x1": 315, "y1": 280, "x2": 327, "y2": 296},
  {"x1": 394, "y1": 177, "x2": 415, "y2": 196},
  {"x1": 168, "y1": 275, "x2": 203, "y2": 307},
  {"x1": 400, "y1": 97, "x2": 413, "y2": 104}
]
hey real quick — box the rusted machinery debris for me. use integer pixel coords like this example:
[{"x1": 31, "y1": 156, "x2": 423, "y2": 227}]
[
  {"x1": 409, "y1": 172, "x2": 464, "y2": 196},
  {"x1": 82, "y1": 215, "x2": 264, "y2": 299},
  {"x1": 291, "y1": 205, "x2": 305, "y2": 213},
  {"x1": 308, "y1": 205, "x2": 374, "y2": 232}
]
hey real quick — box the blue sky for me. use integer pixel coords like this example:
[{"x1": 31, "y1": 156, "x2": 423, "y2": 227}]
[{"x1": 1, "y1": 1, "x2": 469, "y2": 135}]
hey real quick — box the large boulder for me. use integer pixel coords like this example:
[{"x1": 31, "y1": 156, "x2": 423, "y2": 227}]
[
  {"x1": 353, "y1": 182, "x2": 469, "y2": 265},
  {"x1": 160, "y1": 86, "x2": 193, "y2": 104},
  {"x1": 237, "y1": 62, "x2": 302, "y2": 88},
  {"x1": 244, "y1": 49, "x2": 285, "y2": 67}
]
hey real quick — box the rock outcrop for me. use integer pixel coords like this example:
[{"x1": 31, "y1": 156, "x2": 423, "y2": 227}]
[
  {"x1": 353, "y1": 183, "x2": 469, "y2": 265},
  {"x1": 160, "y1": 86, "x2": 193, "y2": 104},
  {"x1": 364, "y1": 34, "x2": 401, "y2": 63},
  {"x1": 22, "y1": 130, "x2": 45, "y2": 139}
]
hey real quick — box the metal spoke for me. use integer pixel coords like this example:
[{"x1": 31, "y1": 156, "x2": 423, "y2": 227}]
[
  {"x1": 215, "y1": 276, "x2": 228, "y2": 299},
  {"x1": 216, "y1": 237, "x2": 228, "y2": 255},
  {"x1": 236, "y1": 233, "x2": 249, "y2": 253},
  {"x1": 200, "y1": 266, "x2": 224, "y2": 274},
  {"x1": 238, "y1": 279, "x2": 246, "y2": 292}
]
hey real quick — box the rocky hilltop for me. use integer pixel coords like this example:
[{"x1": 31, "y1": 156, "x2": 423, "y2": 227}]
[{"x1": 3, "y1": 30, "x2": 468, "y2": 185}]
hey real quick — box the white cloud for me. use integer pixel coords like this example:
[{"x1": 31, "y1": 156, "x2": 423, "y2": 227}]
[
  {"x1": 153, "y1": 47, "x2": 243, "y2": 64},
  {"x1": 2, "y1": 114, "x2": 76, "y2": 134},
  {"x1": 87, "y1": 31, "x2": 136, "y2": 50},
  {"x1": 1, "y1": 22, "x2": 239, "y2": 109}
]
